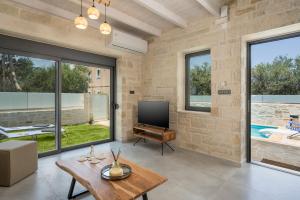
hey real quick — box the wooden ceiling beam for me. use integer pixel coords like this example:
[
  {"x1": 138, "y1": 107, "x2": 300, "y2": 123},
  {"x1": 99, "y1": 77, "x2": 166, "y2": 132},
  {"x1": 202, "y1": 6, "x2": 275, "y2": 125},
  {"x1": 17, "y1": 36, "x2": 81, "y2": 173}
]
[
  {"x1": 194, "y1": 0, "x2": 220, "y2": 17},
  {"x1": 133, "y1": 0, "x2": 187, "y2": 28}
]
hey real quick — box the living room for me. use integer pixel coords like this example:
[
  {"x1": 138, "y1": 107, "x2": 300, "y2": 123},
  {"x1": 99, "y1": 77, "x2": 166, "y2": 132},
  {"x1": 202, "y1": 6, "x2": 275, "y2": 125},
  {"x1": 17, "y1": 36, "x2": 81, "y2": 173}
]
[{"x1": 0, "y1": 0, "x2": 300, "y2": 200}]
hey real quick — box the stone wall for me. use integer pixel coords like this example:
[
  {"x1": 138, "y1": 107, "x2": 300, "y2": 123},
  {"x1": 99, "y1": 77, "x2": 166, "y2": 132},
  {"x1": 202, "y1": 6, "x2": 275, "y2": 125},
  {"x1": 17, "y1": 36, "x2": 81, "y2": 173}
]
[
  {"x1": 252, "y1": 103, "x2": 300, "y2": 127},
  {"x1": 116, "y1": 55, "x2": 143, "y2": 141},
  {"x1": 0, "y1": 108, "x2": 88, "y2": 127},
  {"x1": 142, "y1": 0, "x2": 300, "y2": 164},
  {"x1": 0, "y1": 0, "x2": 143, "y2": 141},
  {"x1": 252, "y1": 138, "x2": 300, "y2": 167}
]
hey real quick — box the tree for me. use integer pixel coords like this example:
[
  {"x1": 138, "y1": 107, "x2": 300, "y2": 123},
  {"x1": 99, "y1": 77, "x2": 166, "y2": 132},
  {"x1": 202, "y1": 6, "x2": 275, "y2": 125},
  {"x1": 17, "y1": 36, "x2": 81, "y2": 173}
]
[
  {"x1": 62, "y1": 64, "x2": 89, "y2": 93},
  {"x1": 0, "y1": 55, "x2": 33, "y2": 92},
  {"x1": 251, "y1": 55, "x2": 300, "y2": 95},
  {"x1": 0, "y1": 55, "x2": 90, "y2": 93},
  {"x1": 189, "y1": 62, "x2": 211, "y2": 95}
]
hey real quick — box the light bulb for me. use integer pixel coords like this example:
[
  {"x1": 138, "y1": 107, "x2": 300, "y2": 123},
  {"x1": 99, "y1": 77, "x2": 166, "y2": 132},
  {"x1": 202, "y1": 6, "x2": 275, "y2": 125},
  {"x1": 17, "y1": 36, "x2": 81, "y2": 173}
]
[
  {"x1": 74, "y1": 15, "x2": 88, "y2": 29},
  {"x1": 100, "y1": 22, "x2": 112, "y2": 35},
  {"x1": 87, "y1": 6, "x2": 100, "y2": 19}
]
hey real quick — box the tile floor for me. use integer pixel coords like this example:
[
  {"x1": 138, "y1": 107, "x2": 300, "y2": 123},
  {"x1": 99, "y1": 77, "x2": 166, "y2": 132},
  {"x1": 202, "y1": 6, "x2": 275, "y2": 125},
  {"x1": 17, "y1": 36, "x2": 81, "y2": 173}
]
[{"x1": 0, "y1": 141, "x2": 299, "y2": 200}]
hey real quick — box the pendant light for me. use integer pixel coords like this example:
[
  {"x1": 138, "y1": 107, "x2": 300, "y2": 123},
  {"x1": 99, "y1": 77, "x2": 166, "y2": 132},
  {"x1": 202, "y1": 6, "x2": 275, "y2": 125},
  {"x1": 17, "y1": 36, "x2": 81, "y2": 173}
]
[
  {"x1": 87, "y1": 0, "x2": 100, "y2": 20},
  {"x1": 74, "y1": 0, "x2": 88, "y2": 30},
  {"x1": 100, "y1": 3, "x2": 112, "y2": 35}
]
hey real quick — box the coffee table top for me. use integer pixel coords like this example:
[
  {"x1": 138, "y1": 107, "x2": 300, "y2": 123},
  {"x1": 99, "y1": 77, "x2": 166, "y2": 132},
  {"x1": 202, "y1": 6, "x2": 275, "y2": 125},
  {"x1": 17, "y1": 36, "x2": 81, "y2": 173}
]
[{"x1": 56, "y1": 153, "x2": 167, "y2": 200}]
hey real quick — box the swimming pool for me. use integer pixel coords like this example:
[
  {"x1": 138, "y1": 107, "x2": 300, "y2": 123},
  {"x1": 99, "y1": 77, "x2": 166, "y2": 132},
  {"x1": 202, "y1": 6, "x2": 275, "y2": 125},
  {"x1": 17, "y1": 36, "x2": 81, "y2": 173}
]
[{"x1": 251, "y1": 124, "x2": 278, "y2": 138}]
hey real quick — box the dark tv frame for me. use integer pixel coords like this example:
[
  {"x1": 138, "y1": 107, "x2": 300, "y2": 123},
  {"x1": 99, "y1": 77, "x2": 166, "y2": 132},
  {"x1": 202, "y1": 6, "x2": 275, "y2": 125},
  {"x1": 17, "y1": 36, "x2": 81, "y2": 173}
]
[{"x1": 138, "y1": 101, "x2": 170, "y2": 129}]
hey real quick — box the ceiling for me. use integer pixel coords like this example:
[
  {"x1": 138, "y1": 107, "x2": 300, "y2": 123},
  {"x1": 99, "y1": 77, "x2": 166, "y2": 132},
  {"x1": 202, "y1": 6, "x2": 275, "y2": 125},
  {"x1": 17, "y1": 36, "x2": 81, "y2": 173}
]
[{"x1": 13, "y1": 0, "x2": 227, "y2": 40}]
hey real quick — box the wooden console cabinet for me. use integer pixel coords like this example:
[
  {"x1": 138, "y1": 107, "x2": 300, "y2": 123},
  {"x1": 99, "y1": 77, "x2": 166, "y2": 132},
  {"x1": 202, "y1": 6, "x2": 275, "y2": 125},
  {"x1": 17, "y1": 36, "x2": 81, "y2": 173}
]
[{"x1": 133, "y1": 124, "x2": 176, "y2": 156}]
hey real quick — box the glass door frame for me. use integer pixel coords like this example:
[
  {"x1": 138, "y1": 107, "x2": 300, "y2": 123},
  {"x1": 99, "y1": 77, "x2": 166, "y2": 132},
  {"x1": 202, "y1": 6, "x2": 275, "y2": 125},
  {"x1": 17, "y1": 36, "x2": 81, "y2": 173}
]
[
  {"x1": 57, "y1": 59, "x2": 115, "y2": 154},
  {"x1": 246, "y1": 32, "x2": 300, "y2": 167},
  {"x1": 0, "y1": 34, "x2": 116, "y2": 158},
  {"x1": 0, "y1": 47, "x2": 61, "y2": 156}
]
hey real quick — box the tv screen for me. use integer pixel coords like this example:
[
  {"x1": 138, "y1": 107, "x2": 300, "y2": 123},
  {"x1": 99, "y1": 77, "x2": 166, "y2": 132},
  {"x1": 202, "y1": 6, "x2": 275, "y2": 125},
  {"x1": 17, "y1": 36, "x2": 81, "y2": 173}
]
[{"x1": 138, "y1": 101, "x2": 169, "y2": 128}]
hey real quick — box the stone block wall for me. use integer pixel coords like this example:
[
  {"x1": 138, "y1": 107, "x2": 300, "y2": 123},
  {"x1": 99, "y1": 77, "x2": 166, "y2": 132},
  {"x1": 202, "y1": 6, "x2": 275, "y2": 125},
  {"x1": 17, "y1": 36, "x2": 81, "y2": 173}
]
[
  {"x1": 0, "y1": 108, "x2": 88, "y2": 127},
  {"x1": 252, "y1": 138, "x2": 300, "y2": 167},
  {"x1": 252, "y1": 103, "x2": 300, "y2": 127},
  {"x1": 142, "y1": 0, "x2": 300, "y2": 164},
  {"x1": 116, "y1": 55, "x2": 143, "y2": 141}
]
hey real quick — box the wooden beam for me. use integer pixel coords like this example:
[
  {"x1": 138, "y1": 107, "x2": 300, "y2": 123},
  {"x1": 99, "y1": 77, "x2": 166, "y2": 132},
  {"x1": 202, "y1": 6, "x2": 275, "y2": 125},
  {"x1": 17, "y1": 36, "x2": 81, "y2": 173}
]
[
  {"x1": 76, "y1": 0, "x2": 161, "y2": 36},
  {"x1": 194, "y1": 0, "x2": 220, "y2": 17},
  {"x1": 12, "y1": 0, "x2": 162, "y2": 36},
  {"x1": 133, "y1": 0, "x2": 187, "y2": 28}
]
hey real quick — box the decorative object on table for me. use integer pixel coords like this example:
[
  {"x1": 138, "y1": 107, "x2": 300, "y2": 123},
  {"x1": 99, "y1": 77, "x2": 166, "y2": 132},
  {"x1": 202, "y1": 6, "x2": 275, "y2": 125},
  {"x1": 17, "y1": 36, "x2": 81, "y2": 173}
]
[
  {"x1": 77, "y1": 145, "x2": 101, "y2": 164},
  {"x1": 88, "y1": 145, "x2": 95, "y2": 160},
  {"x1": 100, "y1": 147, "x2": 132, "y2": 180},
  {"x1": 101, "y1": 163, "x2": 132, "y2": 181},
  {"x1": 109, "y1": 148, "x2": 123, "y2": 176},
  {"x1": 78, "y1": 156, "x2": 87, "y2": 162},
  {"x1": 88, "y1": 145, "x2": 100, "y2": 164}
]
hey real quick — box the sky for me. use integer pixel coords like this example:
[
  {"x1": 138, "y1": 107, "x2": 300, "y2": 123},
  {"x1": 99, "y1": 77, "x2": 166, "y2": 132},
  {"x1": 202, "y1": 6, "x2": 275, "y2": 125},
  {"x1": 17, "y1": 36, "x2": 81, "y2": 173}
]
[
  {"x1": 190, "y1": 54, "x2": 211, "y2": 68},
  {"x1": 251, "y1": 36, "x2": 300, "y2": 67}
]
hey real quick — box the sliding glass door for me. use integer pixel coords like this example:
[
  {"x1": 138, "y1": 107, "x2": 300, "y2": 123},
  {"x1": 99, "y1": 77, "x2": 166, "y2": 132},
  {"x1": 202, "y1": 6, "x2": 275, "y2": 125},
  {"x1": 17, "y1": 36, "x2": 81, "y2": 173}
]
[
  {"x1": 0, "y1": 35, "x2": 116, "y2": 156},
  {"x1": 0, "y1": 53, "x2": 57, "y2": 153},
  {"x1": 247, "y1": 33, "x2": 300, "y2": 172},
  {"x1": 61, "y1": 61, "x2": 111, "y2": 149}
]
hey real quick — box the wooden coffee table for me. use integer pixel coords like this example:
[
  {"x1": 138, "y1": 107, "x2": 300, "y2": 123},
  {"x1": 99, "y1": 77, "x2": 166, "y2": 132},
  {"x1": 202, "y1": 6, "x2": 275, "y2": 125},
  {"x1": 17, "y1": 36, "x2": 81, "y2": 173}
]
[{"x1": 56, "y1": 153, "x2": 167, "y2": 200}]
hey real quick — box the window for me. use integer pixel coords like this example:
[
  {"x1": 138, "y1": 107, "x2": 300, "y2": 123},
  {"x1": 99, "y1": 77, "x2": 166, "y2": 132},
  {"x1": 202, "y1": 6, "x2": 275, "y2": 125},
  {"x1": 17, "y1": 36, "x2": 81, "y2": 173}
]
[
  {"x1": 0, "y1": 54, "x2": 57, "y2": 153},
  {"x1": 185, "y1": 50, "x2": 211, "y2": 112},
  {"x1": 96, "y1": 68, "x2": 101, "y2": 79}
]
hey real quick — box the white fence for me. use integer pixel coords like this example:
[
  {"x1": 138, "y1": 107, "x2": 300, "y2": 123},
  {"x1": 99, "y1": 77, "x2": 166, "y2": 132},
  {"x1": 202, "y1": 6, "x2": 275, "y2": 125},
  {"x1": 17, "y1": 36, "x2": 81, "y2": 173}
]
[
  {"x1": 251, "y1": 95, "x2": 300, "y2": 104},
  {"x1": 0, "y1": 92, "x2": 109, "y2": 123},
  {"x1": 0, "y1": 92, "x2": 84, "y2": 110},
  {"x1": 189, "y1": 95, "x2": 300, "y2": 104},
  {"x1": 190, "y1": 95, "x2": 211, "y2": 102}
]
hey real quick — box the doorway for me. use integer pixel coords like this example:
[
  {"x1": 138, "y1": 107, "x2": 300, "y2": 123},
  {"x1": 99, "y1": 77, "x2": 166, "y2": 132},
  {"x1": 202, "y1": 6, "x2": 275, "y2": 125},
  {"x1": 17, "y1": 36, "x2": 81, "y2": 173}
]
[
  {"x1": 247, "y1": 33, "x2": 300, "y2": 173},
  {"x1": 0, "y1": 34, "x2": 116, "y2": 156}
]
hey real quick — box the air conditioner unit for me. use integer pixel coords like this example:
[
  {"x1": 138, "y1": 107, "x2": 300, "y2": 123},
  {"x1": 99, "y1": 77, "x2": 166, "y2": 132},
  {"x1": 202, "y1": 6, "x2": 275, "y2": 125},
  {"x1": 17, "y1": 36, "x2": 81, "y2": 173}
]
[{"x1": 107, "y1": 29, "x2": 148, "y2": 54}]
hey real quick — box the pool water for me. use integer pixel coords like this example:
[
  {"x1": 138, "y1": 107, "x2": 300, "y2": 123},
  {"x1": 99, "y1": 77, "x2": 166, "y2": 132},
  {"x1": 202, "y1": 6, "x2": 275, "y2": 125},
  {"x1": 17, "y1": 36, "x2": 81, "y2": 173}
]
[{"x1": 251, "y1": 124, "x2": 277, "y2": 138}]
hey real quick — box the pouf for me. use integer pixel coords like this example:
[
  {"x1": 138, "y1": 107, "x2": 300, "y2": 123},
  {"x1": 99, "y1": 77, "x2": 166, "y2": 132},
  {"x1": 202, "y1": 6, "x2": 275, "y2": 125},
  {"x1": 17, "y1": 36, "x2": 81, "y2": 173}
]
[{"x1": 0, "y1": 140, "x2": 37, "y2": 186}]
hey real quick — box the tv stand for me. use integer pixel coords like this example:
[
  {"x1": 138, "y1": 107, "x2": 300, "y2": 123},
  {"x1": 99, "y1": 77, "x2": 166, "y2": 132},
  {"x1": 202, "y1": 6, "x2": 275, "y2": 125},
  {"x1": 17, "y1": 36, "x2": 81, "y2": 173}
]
[{"x1": 133, "y1": 124, "x2": 176, "y2": 156}]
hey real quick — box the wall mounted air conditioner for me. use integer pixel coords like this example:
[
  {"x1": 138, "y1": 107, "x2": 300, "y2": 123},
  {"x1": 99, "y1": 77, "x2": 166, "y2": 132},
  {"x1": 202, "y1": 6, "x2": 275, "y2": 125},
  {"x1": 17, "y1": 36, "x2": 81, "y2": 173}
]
[{"x1": 107, "y1": 29, "x2": 148, "y2": 54}]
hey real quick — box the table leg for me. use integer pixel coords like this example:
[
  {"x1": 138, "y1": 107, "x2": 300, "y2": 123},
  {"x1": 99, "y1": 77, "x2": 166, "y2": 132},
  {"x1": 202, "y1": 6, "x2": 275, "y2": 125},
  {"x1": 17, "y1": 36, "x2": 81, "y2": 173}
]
[
  {"x1": 68, "y1": 178, "x2": 89, "y2": 199},
  {"x1": 161, "y1": 143, "x2": 164, "y2": 156},
  {"x1": 165, "y1": 142, "x2": 175, "y2": 151},
  {"x1": 133, "y1": 138, "x2": 142, "y2": 146},
  {"x1": 142, "y1": 193, "x2": 148, "y2": 200}
]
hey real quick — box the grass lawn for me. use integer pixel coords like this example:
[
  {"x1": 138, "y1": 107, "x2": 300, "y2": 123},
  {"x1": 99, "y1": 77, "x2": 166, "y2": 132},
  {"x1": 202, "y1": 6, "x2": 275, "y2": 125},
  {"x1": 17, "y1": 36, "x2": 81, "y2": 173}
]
[{"x1": 1, "y1": 124, "x2": 110, "y2": 153}]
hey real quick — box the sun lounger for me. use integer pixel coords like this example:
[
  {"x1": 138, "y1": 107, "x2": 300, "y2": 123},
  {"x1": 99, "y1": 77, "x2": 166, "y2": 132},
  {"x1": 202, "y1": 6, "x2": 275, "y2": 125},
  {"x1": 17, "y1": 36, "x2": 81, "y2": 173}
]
[
  {"x1": 286, "y1": 121, "x2": 300, "y2": 138},
  {"x1": 259, "y1": 128, "x2": 299, "y2": 139},
  {"x1": 0, "y1": 127, "x2": 64, "y2": 140},
  {"x1": 0, "y1": 124, "x2": 54, "y2": 132}
]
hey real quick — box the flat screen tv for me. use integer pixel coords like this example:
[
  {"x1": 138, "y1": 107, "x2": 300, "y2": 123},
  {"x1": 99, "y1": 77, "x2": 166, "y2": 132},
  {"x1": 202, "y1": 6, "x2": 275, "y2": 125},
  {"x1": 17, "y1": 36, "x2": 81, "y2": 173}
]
[{"x1": 138, "y1": 101, "x2": 169, "y2": 128}]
